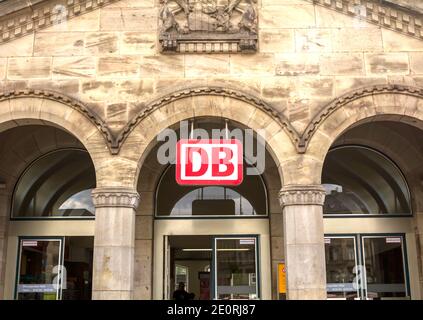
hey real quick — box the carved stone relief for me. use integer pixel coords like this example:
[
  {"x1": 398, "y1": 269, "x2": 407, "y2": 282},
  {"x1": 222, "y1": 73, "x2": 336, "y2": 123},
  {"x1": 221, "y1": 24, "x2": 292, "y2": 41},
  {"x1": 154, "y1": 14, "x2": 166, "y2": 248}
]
[{"x1": 159, "y1": 0, "x2": 258, "y2": 53}]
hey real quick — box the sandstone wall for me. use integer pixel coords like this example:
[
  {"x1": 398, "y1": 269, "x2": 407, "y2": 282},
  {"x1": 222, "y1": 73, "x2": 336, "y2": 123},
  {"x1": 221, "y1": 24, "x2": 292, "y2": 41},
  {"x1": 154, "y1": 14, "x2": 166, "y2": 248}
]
[
  {"x1": 0, "y1": 0, "x2": 423, "y2": 300},
  {"x1": 0, "y1": 0, "x2": 423, "y2": 136}
]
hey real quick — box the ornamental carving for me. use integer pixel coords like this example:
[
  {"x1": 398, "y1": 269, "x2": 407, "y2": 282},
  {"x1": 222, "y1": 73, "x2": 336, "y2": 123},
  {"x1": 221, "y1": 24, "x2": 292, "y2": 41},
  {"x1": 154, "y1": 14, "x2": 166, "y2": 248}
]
[
  {"x1": 0, "y1": 89, "x2": 116, "y2": 154},
  {"x1": 298, "y1": 84, "x2": 423, "y2": 153},
  {"x1": 91, "y1": 188, "x2": 140, "y2": 209},
  {"x1": 279, "y1": 185, "x2": 326, "y2": 207},
  {"x1": 159, "y1": 0, "x2": 258, "y2": 53}
]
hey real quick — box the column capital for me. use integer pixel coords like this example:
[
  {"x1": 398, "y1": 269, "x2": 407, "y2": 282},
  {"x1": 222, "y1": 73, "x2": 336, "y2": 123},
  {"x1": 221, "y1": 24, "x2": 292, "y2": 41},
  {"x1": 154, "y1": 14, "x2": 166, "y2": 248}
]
[
  {"x1": 279, "y1": 184, "x2": 326, "y2": 207},
  {"x1": 92, "y1": 187, "x2": 140, "y2": 209}
]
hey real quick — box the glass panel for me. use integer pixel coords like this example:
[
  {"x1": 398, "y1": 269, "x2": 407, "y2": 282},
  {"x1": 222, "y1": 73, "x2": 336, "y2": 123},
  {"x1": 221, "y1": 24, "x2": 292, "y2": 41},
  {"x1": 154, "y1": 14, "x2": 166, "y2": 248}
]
[
  {"x1": 175, "y1": 264, "x2": 189, "y2": 291},
  {"x1": 12, "y1": 149, "x2": 96, "y2": 218},
  {"x1": 215, "y1": 238, "x2": 258, "y2": 300},
  {"x1": 17, "y1": 239, "x2": 62, "y2": 300},
  {"x1": 325, "y1": 237, "x2": 359, "y2": 300},
  {"x1": 362, "y1": 236, "x2": 408, "y2": 299},
  {"x1": 322, "y1": 146, "x2": 411, "y2": 215},
  {"x1": 62, "y1": 237, "x2": 93, "y2": 300},
  {"x1": 156, "y1": 165, "x2": 266, "y2": 216}
]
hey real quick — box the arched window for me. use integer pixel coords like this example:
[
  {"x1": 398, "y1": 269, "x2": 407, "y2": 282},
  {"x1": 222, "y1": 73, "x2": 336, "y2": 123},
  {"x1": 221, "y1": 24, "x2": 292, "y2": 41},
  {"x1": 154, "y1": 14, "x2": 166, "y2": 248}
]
[
  {"x1": 322, "y1": 146, "x2": 411, "y2": 216},
  {"x1": 12, "y1": 149, "x2": 96, "y2": 218},
  {"x1": 156, "y1": 164, "x2": 267, "y2": 217}
]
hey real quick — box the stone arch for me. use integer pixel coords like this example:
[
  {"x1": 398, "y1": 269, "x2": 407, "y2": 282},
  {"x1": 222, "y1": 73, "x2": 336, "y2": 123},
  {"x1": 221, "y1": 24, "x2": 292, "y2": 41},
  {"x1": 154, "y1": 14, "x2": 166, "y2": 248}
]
[
  {"x1": 297, "y1": 84, "x2": 423, "y2": 184},
  {"x1": 0, "y1": 89, "x2": 114, "y2": 187},
  {"x1": 118, "y1": 86, "x2": 300, "y2": 189}
]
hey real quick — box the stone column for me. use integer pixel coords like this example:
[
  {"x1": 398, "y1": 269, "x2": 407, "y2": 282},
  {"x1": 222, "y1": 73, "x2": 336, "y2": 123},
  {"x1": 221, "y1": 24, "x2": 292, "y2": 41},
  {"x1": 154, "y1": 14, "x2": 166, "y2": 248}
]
[
  {"x1": 279, "y1": 185, "x2": 327, "y2": 300},
  {"x1": 91, "y1": 187, "x2": 140, "y2": 300}
]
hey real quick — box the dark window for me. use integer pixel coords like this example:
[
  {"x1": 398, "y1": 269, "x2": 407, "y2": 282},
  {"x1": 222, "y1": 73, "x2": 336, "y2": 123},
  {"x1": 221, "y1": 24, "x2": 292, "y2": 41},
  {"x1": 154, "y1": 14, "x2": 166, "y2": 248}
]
[
  {"x1": 156, "y1": 165, "x2": 267, "y2": 217},
  {"x1": 12, "y1": 149, "x2": 96, "y2": 218},
  {"x1": 322, "y1": 146, "x2": 411, "y2": 216}
]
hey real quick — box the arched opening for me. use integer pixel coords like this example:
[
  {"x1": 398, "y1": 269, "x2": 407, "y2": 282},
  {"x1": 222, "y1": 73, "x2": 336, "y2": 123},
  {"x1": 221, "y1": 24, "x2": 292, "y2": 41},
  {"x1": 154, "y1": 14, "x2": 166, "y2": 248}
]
[
  {"x1": 0, "y1": 125, "x2": 96, "y2": 300},
  {"x1": 321, "y1": 119, "x2": 423, "y2": 300},
  {"x1": 323, "y1": 146, "x2": 411, "y2": 216},
  {"x1": 134, "y1": 116, "x2": 283, "y2": 300},
  {"x1": 12, "y1": 149, "x2": 96, "y2": 218},
  {"x1": 156, "y1": 163, "x2": 267, "y2": 217}
]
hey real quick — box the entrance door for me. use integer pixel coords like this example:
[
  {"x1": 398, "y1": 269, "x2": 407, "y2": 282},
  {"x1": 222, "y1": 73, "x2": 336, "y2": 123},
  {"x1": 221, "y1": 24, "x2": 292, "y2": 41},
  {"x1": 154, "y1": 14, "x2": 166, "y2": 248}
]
[
  {"x1": 361, "y1": 235, "x2": 409, "y2": 299},
  {"x1": 15, "y1": 236, "x2": 94, "y2": 300},
  {"x1": 165, "y1": 235, "x2": 259, "y2": 300},
  {"x1": 213, "y1": 237, "x2": 259, "y2": 300},
  {"x1": 325, "y1": 234, "x2": 410, "y2": 300},
  {"x1": 16, "y1": 237, "x2": 64, "y2": 300},
  {"x1": 325, "y1": 236, "x2": 360, "y2": 299}
]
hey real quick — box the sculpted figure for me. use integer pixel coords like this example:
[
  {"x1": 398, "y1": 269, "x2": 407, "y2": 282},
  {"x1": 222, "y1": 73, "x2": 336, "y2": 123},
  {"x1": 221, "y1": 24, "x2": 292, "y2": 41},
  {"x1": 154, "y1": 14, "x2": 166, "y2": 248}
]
[
  {"x1": 160, "y1": 0, "x2": 180, "y2": 32},
  {"x1": 174, "y1": 0, "x2": 190, "y2": 17},
  {"x1": 212, "y1": 7, "x2": 232, "y2": 32},
  {"x1": 225, "y1": 0, "x2": 242, "y2": 14},
  {"x1": 239, "y1": 0, "x2": 257, "y2": 34},
  {"x1": 159, "y1": 0, "x2": 258, "y2": 52},
  {"x1": 201, "y1": 0, "x2": 218, "y2": 15}
]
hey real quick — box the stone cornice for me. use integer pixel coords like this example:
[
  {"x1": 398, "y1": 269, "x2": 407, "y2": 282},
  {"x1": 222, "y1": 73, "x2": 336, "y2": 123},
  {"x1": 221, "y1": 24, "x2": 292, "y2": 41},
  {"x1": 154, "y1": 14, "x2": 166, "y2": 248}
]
[
  {"x1": 299, "y1": 84, "x2": 423, "y2": 152},
  {"x1": 116, "y1": 86, "x2": 301, "y2": 152},
  {"x1": 0, "y1": 0, "x2": 120, "y2": 45},
  {"x1": 91, "y1": 187, "x2": 140, "y2": 209},
  {"x1": 0, "y1": 1, "x2": 46, "y2": 18},
  {"x1": 2, "y1": 0, "x2": 423, "y2": 46},
  {"x1": 305, "y1": 0, "x2": 423, "y2": 41},
  {"x1": 0, "y1": 89, "x2": 117, "y2": 153},
  {"x1": 279, "y1": 185, "x2": 326, "y2": 207}
]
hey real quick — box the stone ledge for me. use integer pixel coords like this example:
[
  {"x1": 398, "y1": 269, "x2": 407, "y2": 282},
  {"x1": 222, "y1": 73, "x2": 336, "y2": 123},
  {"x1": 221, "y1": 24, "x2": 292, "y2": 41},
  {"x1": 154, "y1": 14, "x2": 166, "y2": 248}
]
[
  {"x1": 307, "y1": 0, "x2": 423, "y2": 41},
  {"x1": 0, "y1": 0, "x2": 120, "y2": 45},
  {"x1": 279, "y1": 185, "x2": 326, "y2": 207}
]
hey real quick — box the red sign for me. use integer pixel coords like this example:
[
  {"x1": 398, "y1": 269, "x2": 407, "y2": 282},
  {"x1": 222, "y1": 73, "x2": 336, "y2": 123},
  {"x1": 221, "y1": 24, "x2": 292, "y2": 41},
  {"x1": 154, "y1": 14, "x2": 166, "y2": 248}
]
[{"x1": 176, "y1": 139, "x2": 243, "y2": 186}]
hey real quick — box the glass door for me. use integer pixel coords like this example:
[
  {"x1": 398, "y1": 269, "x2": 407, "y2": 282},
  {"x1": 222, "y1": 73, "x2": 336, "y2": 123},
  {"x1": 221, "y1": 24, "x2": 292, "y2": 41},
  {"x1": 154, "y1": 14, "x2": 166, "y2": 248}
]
[
  {"x1": 325, "y1": 236, "x2": 360, "y2": 300},
  {"x1": 213, "y1": 237, "x2": 259, "y2": 300},
  {"x1": 15, "y1": 237, "x2": 64, "y2": 300},
  {"x1": 361, "y1": 235, "x2": 409, "y2": 299},
  {"x1": 325, "y1": 234, "x2": 410, "y2": 300}
]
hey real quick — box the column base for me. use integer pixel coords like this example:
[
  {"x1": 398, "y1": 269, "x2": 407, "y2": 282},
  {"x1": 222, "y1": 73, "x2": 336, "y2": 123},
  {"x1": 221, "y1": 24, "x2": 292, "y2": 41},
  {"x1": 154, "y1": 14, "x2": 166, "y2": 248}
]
[
  {"x1": 287, "y1": 288, "x2": 327, "y2": 300},
  {"x1": 92, "y1": 290, "x2": 133, "y2": 300}
]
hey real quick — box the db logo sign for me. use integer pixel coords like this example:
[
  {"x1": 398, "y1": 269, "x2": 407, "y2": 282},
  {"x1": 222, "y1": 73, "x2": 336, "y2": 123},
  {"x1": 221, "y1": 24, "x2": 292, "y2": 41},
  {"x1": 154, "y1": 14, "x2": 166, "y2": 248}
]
[{"x1": 176, "y1": 139, "x2": 243, "y2": 186}]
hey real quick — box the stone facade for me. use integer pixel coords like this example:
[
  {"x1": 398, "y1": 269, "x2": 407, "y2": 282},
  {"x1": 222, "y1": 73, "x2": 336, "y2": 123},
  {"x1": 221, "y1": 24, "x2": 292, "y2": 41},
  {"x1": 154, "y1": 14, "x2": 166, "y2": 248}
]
[{"x1": 0, "y1": 0, "x2": 423, "y2": 300}]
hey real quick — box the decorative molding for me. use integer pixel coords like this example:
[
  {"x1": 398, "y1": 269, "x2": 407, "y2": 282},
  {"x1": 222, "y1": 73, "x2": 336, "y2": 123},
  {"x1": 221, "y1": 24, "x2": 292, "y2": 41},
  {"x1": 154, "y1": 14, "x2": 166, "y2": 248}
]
[
  {"x1": 0, "y1": 89, "x2": 117, "y2": 154},
  {"x1": 298, "y1": 84, "x2": 423, "y2": 153},
  {"x1": 306, "y1": 0, "x2": 423, "y2": 41},
  {"x1": 91, "y1": 187, "x2": 140, "y2": 209},
  {"x1": 116, "y1": 86, "x2": 301, "y2": 151},
  {"x1": 5, "y1": 85, "x2": 423, "y2": 157},
  {"x1": 2, "y1": 0, "x2": 423, "y2": 47},
  {"x1": 279, "y1": 185, "x2": 326, "y2": 207},
  {"x1": 0, "y1": 87, "x2": 303, "y2": 156},
  {"x1": 0, "y1": 0, "x2": 120, "y2": 45},
  {"x1": 159, "y1": 0, "x2": 258, "y2": 53}
]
